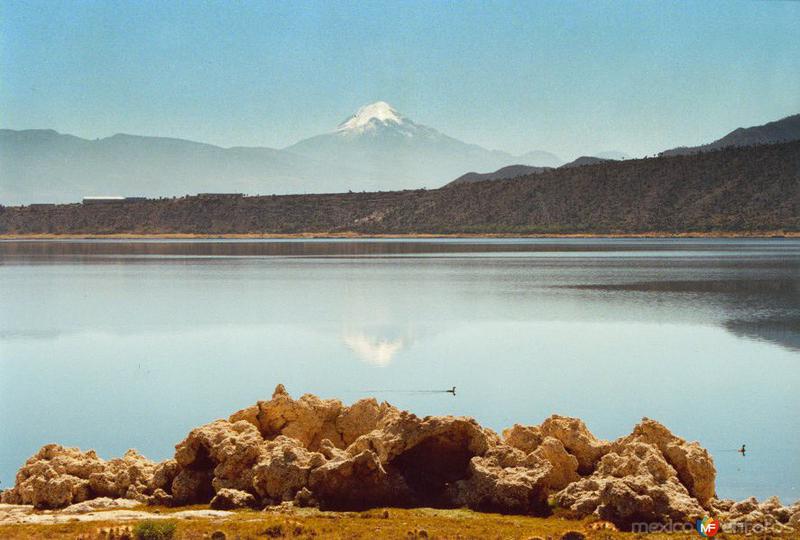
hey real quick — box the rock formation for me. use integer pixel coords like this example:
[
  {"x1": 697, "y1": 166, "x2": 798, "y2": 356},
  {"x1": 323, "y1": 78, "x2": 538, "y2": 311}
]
[
  {"x1": 1, "y1": 385, "x2": 797, "y2": 532},
  {"x1": 710, "y1": 496, "x2": 800, "y2": 535},
  {"x1": 0, "y1": 445, "x2": 155, "y2": 509}
]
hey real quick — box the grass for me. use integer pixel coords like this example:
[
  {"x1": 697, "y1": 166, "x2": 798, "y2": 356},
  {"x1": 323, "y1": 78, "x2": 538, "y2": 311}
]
[
  {"x1": 133, "y1": 519, "x2": 177, "y2": 539},
  {"x1": 0, "y1": 507, "x2": 776, "y2": 539}
]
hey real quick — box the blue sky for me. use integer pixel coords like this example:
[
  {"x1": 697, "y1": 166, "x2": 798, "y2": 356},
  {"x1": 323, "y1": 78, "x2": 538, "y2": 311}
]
[{"x1": 1, "y1": 0, "x2": 799, "y2": 159}]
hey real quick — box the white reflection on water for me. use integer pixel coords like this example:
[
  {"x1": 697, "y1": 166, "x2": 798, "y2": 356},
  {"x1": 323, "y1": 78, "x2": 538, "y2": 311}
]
[{"x1": 342, "y1": 332, "x2": 405, "y2": 366}]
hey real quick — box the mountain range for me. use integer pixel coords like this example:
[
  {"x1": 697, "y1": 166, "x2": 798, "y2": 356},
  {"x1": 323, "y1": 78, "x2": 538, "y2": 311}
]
[
  {"x1": 0, "y1": 102, "x2": 565, "y2": 205},
  {"x1": 444, "y1": 114, "x2": 800, "y2": 185},
  {"x1": 2, "y1": 105, "x2": 798, "y2": 205},
  {"x1": 3, "y1": 141, "x2": 797, "y2": 235}
]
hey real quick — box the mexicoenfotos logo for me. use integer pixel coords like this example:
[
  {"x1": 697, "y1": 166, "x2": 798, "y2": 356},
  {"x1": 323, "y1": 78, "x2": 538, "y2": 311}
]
[{"x1": 696, "y1": 517, "x2": 721, "y2": 537}]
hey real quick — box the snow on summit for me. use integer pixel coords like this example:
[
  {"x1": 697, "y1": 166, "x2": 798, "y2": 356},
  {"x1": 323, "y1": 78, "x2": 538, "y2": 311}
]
[{"x1": 337, "y1": 101, "x2": 405, "y2": 132}]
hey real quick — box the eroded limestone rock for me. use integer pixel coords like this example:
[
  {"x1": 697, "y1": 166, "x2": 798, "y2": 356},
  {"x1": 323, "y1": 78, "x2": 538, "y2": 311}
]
[
  {"x1": 555, "y1": 442, "x2": 705, "y2": 527},
  {"x1": 62, "y1": 497, "x2": 140, "y2": 514},
  {"x1": 718, "y1": 495, "x2": 799, "y2": 534},
  {"x1": 0, "y1": 444, "x2": 155, "y2": 509},
  {"x1": 451, "y1": 447, "x2": 552, "y2": 513},
  {"x1": 209, "y1": 488, "x2": 256, "y2": 510},
  {"x1": 4, "y1": 384, "x2": 759, "y2": 532},
  {"x1": 174, "y1": 419, "x2": 263, "y2": 497},
  {"x1": 614, "y1": 418, "x2": 715, "y2": 505},
  {"x1": 251, "y1": 436, "x2": 325, "y2": 502}
]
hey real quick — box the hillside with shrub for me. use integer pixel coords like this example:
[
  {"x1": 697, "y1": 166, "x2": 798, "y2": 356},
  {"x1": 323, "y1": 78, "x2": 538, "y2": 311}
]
[{"x1": 1, "y1": 141, "x2": 798, "y2": 235}]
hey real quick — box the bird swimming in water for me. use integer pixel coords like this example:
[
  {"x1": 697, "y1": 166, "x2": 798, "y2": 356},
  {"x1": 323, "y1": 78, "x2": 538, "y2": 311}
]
[
  {"x1": 738, "y1": 444, "x2": 746, "y2": 456},
  {"x1": 447, "y1": 386, "x2": 456, "y2": 396}
]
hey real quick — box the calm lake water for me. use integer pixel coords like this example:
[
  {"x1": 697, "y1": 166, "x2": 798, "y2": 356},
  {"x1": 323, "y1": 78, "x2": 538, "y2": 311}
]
[{"x1": 1, "y1": 238, "x2": 798, "y2": 503}]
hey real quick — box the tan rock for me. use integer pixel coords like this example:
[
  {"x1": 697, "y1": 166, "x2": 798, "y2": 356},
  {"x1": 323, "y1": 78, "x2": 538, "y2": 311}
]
[
  {"x1": 503, "y1": 424, "x2": 545, "y2": 454},
  {"x1": 615, "y1": 418, "x2": 715, "y2": 505},
  {"x1": 539, "y1": 415, "x2": 609, "y2": 475},
  {"x1": 149, "y1": 459, "x2": 179, "y2": 492},
  {"x1": 721, "y1": 495, "x2": 797, "y2": 530},
  {"x1": 62, "y1": 497, "x2": 140, "y2": 514},
  {"x1": 789, "y1": 510, "x2": 800, "y2": 528},
  {"x1": 531, "y1": 437, "x2": 580, "y2": 490},
  {"x1": 251, "y1": 436, "x2": 326, "y2": 502},
  {"x1": 209, "y1": 488, "x2": 256, "y2": 510},
  {"x1": 308, "y1": 450, "x2": 409, "y2": 509},
  {"x1": 0, "y1": 444, "x2": 152, "y2": 509},
  {"x1": 230, "y1": 386, "x2": 345, "y2": 450},
  {"x1": 709, "y1": 497, "x2": 734, "y2": 512},
  {"x1": 88, "y1": 449, "x2": 156, "y2": 502},
  {"x1": 229, "y1": 385, "x2": 401, "y2": 452},
  {"x1": 0, "y1": 385, "x2": 734, "y2": 525},
  {"x1": 759, "y1": 495, "x2": 792, "y2": 523},
  {"x1": 171, "y1": 468, "x2": 214, "y2": 505},
  {"x1": 0, "y1": 490, "x2": 21, "y2": 505},
  {"x1": 347, "y1": 412, "x2": 494, "y2": 465},
  {"x1": 555, "y1": 442, "x2": 704, "y2": 528},
  {"x1": 503, "y1": 426, "x2": 581, "y2": 490},
  {"x1": 335, "y1": 398, "x2": 397, "y2": 446},
  {"x1": 451, "y1": 447, "x2": 552, "y2": 513},
  {"x1": 174, "y1": 419, "x2": 263, "y2": 494},
  {"x1": 729, "y1": 495, "x2": 758, "y2": 515},
  {"x1": 149, "y1": 488, "x2": 174, "y2": 507}
]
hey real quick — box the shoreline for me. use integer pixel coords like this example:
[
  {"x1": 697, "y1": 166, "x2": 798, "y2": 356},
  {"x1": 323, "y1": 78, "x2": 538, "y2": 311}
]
[{"x1": 1, "y1": 230, "x2": 798, "y2": 240}]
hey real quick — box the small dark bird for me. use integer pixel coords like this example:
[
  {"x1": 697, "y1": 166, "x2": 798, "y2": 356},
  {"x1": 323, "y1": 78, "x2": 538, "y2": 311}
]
[
  {"x1": 738, "y1": 444, "x2": 746, "y2": 456},
  {"x1": 447, "y1": 386, "x2": 456, "y2": 396}
]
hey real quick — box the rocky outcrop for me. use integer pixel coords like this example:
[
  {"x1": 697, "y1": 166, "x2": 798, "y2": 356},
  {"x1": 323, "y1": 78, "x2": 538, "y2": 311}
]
[
  {"x1": 0, "y1": 445, "x2": 155, "y2": 509},
  {"x1": 555, "y1": 442, "x2": 705, "y2": 528},
  {"x1": 61, "y1": 497, "x2": 140, "y2": 514},
  {"x1": 173, "y1": 419, "x2": 263, "y2": 498},
  {"x1": 450, "y1": 446, "x2": 552, "y2": 514},
  {"x1": 3, "y1": 385, "x2": 794, "y2": 533},
  {"x1": 87, "y1": 449, "x2": 156, "y2": 502},
  {"x1": 710, "y1": 496, "x2": 800, "y2": 535},
  {"x1": 229, "y1": 384, "x2": 396, "y2": 451},
  {"x1": 614, "y1": 418, "x2": 715, "y2": 504},
  {"x1": 209, "y1": 488, "x2": 256, "y2": 510},
  {"x1": 252, "y1": 436, "x2": 325, "y2": 502}
]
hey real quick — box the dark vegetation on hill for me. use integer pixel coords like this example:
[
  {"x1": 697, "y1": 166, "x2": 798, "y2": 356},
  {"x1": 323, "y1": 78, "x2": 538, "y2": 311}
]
[
  {"x1": 660, "y1": 113, "x2": 800, "y2": 156},
  {"x1": 559, "y1": 156, "x2": 611, "y2": 168},
  {"x1": 1, "y1": 142, "x2": 798, "y2": 235},
  {"x1": 448, "y1": 164, "x2": 549, "y2": 185}
]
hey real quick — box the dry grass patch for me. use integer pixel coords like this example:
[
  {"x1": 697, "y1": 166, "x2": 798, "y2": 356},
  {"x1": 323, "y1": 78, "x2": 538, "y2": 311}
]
[{"x1": 0, "y1": 507, "x2": 779, "y2": 539}]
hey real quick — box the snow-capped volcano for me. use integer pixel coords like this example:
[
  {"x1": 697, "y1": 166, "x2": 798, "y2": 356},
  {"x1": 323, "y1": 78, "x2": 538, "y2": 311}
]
[
  {"x1": 337, "y1": 101, "x2": 405, "y2": 132},
  {"x1": 0, "y1": 101, "x2": 565, "y2": 203},
  {"x1": 284, "y1": 100, "x2": 557, "y2": 191}
]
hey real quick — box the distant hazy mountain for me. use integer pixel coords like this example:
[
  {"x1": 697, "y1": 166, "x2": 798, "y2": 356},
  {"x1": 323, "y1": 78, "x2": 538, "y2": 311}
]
[
  {"x1": 560, "y1": 156, "x2": 611, "y2": 168},
  {"x1": 447, "y1": 164, "x2": 549, "y2": 186},
  {"x1": 593, "y1": 151, "x2": 629, "y2": 160},
  {"x1": 445, "y1": 152, "x2": 630, "y2": 186},
  {"x1": 0, "y1": 129, "x2": 367, "y2": 205},
  {"x1": 660, "y1": 113, "x2": 800, "y2": 156},
  {"x1": 1, "y1": 101, "x2": 562, "y2": 204},
  {"x1": 6, "y1": 141, "x2": 797, "y2": 235},
  {"x1": 515, "y1": 150, "x2": 563, "y2": 168},
  {"x1": 285, "y1": 102, "x2": 524, "y2": 190}
]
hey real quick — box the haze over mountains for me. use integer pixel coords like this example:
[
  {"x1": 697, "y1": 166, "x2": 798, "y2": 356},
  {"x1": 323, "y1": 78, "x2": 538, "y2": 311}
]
[
  {"x1": 446, "y1": 114, "x2": 800, "y2": 186},
  {"x1": 2, "y1": 104, "x2": 798, "y2": 205},
  {"x1": 4, "y1": 141, "x2": 797, "y2": 235},
  {"x1": 1, "y1": 102, "x2": 564, "y2": 205}
]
